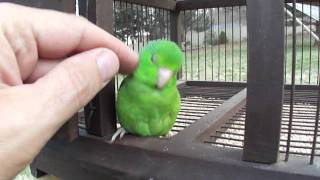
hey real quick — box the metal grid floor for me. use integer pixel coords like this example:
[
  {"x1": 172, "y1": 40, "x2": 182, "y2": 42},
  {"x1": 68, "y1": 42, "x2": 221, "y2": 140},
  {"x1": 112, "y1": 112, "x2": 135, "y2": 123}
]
[
  {"x1": 78, "y1": 85, "x2": 243, "y2": 136},
  {"x1": 204, "y1": 89, "x2": 320, "y2": 159},
  {"x1": 170, "y1": 85, "x2": 243, "y2": 136}
]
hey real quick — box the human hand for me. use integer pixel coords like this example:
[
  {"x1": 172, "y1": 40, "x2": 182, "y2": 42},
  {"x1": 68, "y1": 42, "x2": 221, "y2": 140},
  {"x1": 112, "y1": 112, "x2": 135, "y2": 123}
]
[{"x1": 0, "y1": 3, "x2": 138, "y2": 179}]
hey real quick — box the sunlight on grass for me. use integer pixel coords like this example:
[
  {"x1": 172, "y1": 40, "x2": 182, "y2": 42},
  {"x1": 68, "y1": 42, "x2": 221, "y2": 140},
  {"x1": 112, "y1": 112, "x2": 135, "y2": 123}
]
[
  {"x1": 15, "y1": 166, "x2": 59, "y2": 180},
  {"x1": 14, "y1": 167, "x2": 36, "y2": 180},
  {"x1": 180, "y1": 33, "x2": 320, "y2": 85},
  {"x1": 285, "y1": 34, "x2": 320, "y2": 85},
  {"x1": 181, "y1": 41, "x2": 248, "y2": 82}
]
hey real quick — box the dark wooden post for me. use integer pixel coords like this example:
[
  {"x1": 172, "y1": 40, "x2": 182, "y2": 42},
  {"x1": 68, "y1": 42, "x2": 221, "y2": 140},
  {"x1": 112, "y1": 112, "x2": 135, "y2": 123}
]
[
  {"x1": 6, "y1": 0, "x2": 75, "y2": 11},
  {"x1": 82, "y1": 0, "x2": 117, "y2": 137},
  {"x1": 243, "y1": 0, "x2": 284, "y2": 164},
  {"x1": 170, "y1": 11, "x2": 183, "y2": 45},
  {"x1": 170, "y1": 10, "x2": 183, "y2": 79}
]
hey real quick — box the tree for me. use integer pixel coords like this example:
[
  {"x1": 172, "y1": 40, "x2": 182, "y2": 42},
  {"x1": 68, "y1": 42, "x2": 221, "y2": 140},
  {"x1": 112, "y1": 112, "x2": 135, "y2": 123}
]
[
  {"x1": 183, "y1": 9, "x2": 211, "y2": 32},
  {"x1": 113, "y1": 2, "x2": 169, "y2": 42},
  {"x1": 218, "y1": 31, "x2": 228, "y2": 44}
]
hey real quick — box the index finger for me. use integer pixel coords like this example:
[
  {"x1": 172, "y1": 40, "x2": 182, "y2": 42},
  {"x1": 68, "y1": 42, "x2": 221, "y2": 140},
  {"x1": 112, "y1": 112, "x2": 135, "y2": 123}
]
[{"x1": 4, "y1": 3, "x2": 138, "y2": 74}]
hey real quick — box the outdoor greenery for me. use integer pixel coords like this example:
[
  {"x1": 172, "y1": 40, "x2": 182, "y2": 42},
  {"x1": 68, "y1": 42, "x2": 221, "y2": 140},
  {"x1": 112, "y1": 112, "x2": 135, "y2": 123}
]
[
  {"x1": 114, "y1": 2, "x2": 169, "y2": 42},
  {"x1": 204, "y1": 30, "x2": 228, "y2": 46},
  {"x1": 15, "y1": 166, "x2": 58, "y2": 180},
  {"x1": 181, "y1": 41, "x2": 247, "y2": 82},
  {"x1": 183, "y1": 9, "x2": 211, "y2": 32},
  {"x1": 15, "y1": 167, "x2": 35, "y2": 180},
  {"x1": 218, "y1": 31, "x2": 228, "y2": 44},
  {"x1": 181, "y1": 33, "x2": 320, "y2": 85}
]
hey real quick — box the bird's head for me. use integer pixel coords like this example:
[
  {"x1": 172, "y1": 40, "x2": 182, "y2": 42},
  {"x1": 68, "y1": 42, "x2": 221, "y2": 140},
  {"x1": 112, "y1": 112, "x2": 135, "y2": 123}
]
[{"x1": 133, "y1": 40, "x2": 183, "y2": 89}]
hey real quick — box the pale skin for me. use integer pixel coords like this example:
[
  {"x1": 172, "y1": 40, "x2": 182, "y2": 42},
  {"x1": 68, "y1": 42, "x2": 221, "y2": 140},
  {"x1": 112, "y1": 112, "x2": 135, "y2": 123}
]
[{"x1": 0, "y1": 3, "x2": 138, "y2": 179}]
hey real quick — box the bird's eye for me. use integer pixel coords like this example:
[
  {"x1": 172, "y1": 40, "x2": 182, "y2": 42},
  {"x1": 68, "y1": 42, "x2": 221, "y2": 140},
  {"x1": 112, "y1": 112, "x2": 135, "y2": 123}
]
[{"x1": 151, "y1": 54, "x2": 157, "y2": 64}]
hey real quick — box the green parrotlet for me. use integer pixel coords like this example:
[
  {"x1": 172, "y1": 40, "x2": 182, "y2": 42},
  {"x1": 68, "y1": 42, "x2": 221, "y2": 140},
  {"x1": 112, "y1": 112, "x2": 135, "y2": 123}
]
[{"x1": 110, "y1": 40, "x2": 183, "y2": 143}]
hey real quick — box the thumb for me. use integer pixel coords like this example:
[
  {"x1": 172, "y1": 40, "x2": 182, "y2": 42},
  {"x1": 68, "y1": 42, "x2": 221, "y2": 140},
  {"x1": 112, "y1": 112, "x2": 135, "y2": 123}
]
[{"x1": 33, "y1": 48, "x2": 119, "y2": 127}]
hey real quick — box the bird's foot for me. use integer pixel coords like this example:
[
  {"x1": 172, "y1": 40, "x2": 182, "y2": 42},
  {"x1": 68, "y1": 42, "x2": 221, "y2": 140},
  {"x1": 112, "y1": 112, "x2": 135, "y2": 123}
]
[
  {"x1": 108, "y1": 127, "x2": 126, "y2": 144},
  {"x1": 162, "y1": 132, "x2": 172, "y2": 139}
]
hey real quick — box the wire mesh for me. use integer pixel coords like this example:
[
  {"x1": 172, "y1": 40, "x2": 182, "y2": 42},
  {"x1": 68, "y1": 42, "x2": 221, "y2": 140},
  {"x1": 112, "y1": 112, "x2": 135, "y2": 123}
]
[
  {"x1": 81, "y1": 0, "x2": 320, "y2": 165},
  {"x1": 285, "y1": 1, "x2": 320, "y2": 85},
  {"x1": 182, "y1": 6, "x2": 248, "y2": 82},
  {"x1": 170, "y1": 84, "x2": 242, "y2": 136},
  {"x1": 204, "y1": 88, "x2": 320, "y2": 163},
  {"x1": 113, "y1": 0, "x2": 171, "y2": 88},
  {"x1": 284, "y1": 0, "x2": 320, "y2": 164},
  {"x1": 112, "y1": 1, "x2": 244, "y2": 137}
]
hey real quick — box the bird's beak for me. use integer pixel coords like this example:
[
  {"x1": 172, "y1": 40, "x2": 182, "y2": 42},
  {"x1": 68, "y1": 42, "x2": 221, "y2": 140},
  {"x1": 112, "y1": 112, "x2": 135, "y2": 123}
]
[{"x1": 157, "y1": 67, "x2": 173, "y2": 89}]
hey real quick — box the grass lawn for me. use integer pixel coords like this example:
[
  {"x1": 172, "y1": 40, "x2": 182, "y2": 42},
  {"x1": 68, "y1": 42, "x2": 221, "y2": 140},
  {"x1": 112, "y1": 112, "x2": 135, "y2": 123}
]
[
  {"x1": 15, "y1": 166, "x2": 59, "y2": 180},
  {"x1": 284, "y1": 33, "x2": 320, "y2": 85},
  {"x1": 14, "y1": 167, "x2": 35, "y2": 180},
  {"x1": 181, "y1": 33, "x2": 320, "y2": 85},
  {"x1": 181, "y1": 41, "x2": 248, "y2": 82}
]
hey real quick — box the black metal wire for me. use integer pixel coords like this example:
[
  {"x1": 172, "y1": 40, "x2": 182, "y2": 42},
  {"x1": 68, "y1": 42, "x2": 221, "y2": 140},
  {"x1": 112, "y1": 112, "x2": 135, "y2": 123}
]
[
  {"x1": 184, "y1": 10, "x2": 187, "y2": 80},
  {"x1": 163, "y1": 9, "x2": 165, "y2": 40},
  {"x1": 158, "y1": 8, "x2": 161, "y2": 39},
  {"x1": 244, "y1": 6, "x2": 247, "y2": 82},
  {"x1": 157, "y1": 8, "x2": 163, "y2": 39},
  {"x1": 161, "y1": 8, "x2": 164, "y2": 40},
  {"x1": 190, "y1": 10, "x2": 193, "y2": 80},
  {"x1": 130, "y1": 3, "x2": 135, "y2": 50},
  {"x1": 204, "y1": 8, "x2": 207, "y2": 80},
  {"x1": 231, "y1": 6, "x2": 234, "y2": 82},
  {"x1": 301, "y1": 1, "x2": 304, "y2": 84},
  {"x1": 114, "y1": 0, "x2": 119, "y2": 90},
  {"x1": 318, "y1": 0, "x2": 320, "y2": 85},
  {"x1": 224, "y1": 7, "x2": 227, "y2": 81},
  {"x1": 159, "y1": 8, "x2": 162, "y2": 40},
  {"x1": 310, "y1": 75, "x2": 320, "y2": 164},
  {"x1": 309, "y1": 3, "x2": 312, "y2": 84},
  {"x1": 137, "y1": 5, "x2": 141, "y2": 50},
  {"x1": 218, "y1": 8, "x2": 221, "y2": 81},
  {"x1": 165, "y1": 9, "x2": 167, "y2": 40},
  {"x1": 145, "y1": 6, "x2": 149, "y2": 43},
  {"x1": 285, "y1": 4, "x2": 288, "y2": 84},
  {"x1": 168, "y1": 9, "x2": 171, "y2": 40},
  {"x1": 160, "y1": 8, "x2": 163, "y2": 40},
  {"x1": 141, "y1": 5, "x2": 144, "y2": 44},
  {"x1": 154, "y1": 8, "x2": 157, "y2": 39},
  {"x1": 112, "y1": 2, "x2": 248, "y2": 90},
  {"x1": 142, "y1": 5, "x2": 145, "y2": 47},
  {"x1": 210, "y1": 8, "x2": 214, "y2": 80},
  {"x1": 239, "y1": 6, "x2": 242, "y2": 82},
  {"x1": 197, "y1": 9, "x2": 200, "y2": 80},
  {"x1": 203, "y1": 84, "x2": 320, "y2": 157},
  {"x1": 125, "y1": 2, "x2": 129, "y2": 46},
  {"x1": 285, "y1": 0, "x2": 297, "y2": 162},
  {"x1": 167, "y1": 10, "x2": 170, "y2": 40},
  {"x1": 310, "y1": 2, "x2": 320, "y2": 161}
]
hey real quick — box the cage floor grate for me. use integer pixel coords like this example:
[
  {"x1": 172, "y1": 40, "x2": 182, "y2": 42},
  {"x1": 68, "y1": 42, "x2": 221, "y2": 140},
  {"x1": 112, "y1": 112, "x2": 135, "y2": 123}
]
[
  {"x1": 79, "y1": 85, "x2": 243, "y2": 137},
  {"x1": 204, "y1": 89, "x2": 320, "y2": 158}
]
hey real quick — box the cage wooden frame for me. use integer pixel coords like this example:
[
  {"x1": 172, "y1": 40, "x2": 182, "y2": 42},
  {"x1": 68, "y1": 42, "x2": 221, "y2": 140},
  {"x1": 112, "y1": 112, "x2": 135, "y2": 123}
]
[{"x1": 7, "y1": 0, "x2": 320, "y2": 179}]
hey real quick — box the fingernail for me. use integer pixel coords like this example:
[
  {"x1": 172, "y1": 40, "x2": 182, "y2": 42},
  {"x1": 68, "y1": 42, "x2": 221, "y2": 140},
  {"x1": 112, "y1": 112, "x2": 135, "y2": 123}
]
[{"x1": 97, "y1": 50, "x2": 119, "y2": 82}]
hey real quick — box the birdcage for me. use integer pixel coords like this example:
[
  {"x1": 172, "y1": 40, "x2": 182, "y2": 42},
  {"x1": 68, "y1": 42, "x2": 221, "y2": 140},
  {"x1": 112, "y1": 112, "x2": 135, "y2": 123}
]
[{"x1": 16, "y1": 0, "x2": 320, "y2": 179}]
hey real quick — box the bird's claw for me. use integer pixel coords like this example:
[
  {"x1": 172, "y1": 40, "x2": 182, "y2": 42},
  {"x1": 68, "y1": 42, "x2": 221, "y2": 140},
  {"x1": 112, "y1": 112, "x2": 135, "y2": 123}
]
[{"x1": 108, "y1": 127, "x2": 126, "y2": 144}]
